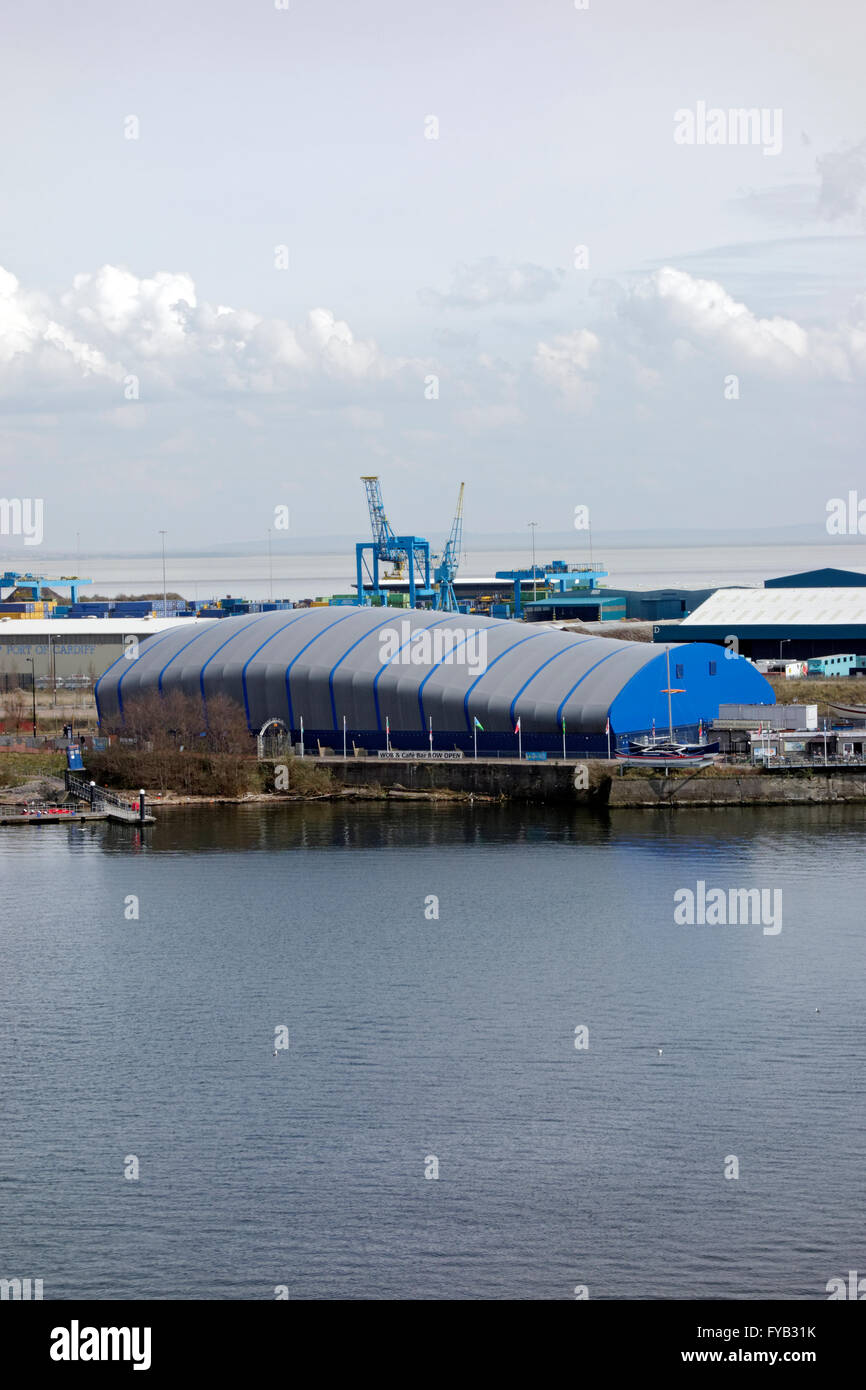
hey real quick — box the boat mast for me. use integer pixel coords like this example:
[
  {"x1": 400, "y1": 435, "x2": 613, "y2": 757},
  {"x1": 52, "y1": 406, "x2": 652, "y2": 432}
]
[{"x1": 666, "y1": 646, "x2": 673, "y2": 741}]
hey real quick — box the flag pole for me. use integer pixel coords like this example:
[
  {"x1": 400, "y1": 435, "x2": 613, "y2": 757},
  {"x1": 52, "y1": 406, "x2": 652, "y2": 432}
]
[
  {"x1": 518, "y1": 722, "x2": 522, "y2": 760},
  {"x1": 429, "y1": 715, "x2": 433, "y2": 753},
  {"x1": 474, "y1": 721, "x2": 477, "y2": 759},
  {"x1": 343, "y1": 714, "x2": 347, "y2": 760},
  {"x1": 300, "y1": 714, "x2": 304, "y2": 759},
  {"x1": 562, "y1": 716, "x2": 566, "y2": 761},
  {"x1": 666, "y1": 646, "x2": 673, "y2": 742}
]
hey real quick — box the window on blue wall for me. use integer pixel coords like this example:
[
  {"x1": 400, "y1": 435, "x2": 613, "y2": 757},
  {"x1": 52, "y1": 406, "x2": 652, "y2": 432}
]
[
  {"x1": 709, "y1": 661, "x2": 717, "y2": 675},
  {"x1": 675, "y1": 663, "x2": 684, "y2": 679}
]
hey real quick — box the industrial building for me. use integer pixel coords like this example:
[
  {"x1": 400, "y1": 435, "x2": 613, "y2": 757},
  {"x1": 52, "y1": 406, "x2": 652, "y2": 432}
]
[
  {"x1": 807, "y1": 654, "x2": 866, "y2": 676},
  {"x1": 654, "y1": 587, "x2": 866, "y2": 660},
  {"x1": 711, "y1": 703, "x2": 818, "y2": 755},
  {"x1": 523, "y1": 586, "x2": 716, "y2": 624},
  {"x1": 522, "y1": 591, "x2": 626, "y2": 623},
  {"x1": 366, "y1": 561, "x2": 612, "y2": 618},
  {"x1": 764, "y1": 566, "x2": 866, "y2": 588},
  {"x1": 0, "y1": 617, "x2": 214, "y2": 687},
  {"x1": 94, "y1": 605, "x2": 774, "y2": 754}
]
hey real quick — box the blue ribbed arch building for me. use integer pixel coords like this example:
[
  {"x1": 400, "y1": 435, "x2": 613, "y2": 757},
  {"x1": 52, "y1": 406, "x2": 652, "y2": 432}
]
[{"x1": 94, "y1": 606, "x2": 774, "y2": 754}]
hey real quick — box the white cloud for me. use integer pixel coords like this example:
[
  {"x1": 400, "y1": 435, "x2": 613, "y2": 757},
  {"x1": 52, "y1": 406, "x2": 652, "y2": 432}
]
[
  {"x1": 0, "y1": 263, "x2": 416, "y2": 402},
  {"x1": 62, "y1": 266, "x2": 197, "y2": 356},
  {"x1": 532, "y1": 328, "x2": 601, "y2": 406},
  {"x1": 622, "y1": 267, "x2": 866, "y2": 381},
  {"x1": 421, "y1": 257, "x2": 564, "y2": 309},
  {"x1": 0, "y1": 267, "x2": 124, "y2": 388},
  {"x1": 532, "y1": 268, "x2": 866, "y2": 406}
]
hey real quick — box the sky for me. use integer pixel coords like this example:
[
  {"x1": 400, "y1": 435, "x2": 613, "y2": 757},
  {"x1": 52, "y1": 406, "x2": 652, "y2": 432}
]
[{"x1": 1, "y1": 0, "x2": 866, "y2": 553}]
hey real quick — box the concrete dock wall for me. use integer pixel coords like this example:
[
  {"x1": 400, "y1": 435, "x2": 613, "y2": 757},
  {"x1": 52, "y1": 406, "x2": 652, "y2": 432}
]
[
  {"x1": 309, "y1": 757, "x2": 866, "y2": 808},
  {"x1": 608, "y1": 772, "x2": 866, "y2": 807},
  {"x1": 311, "y1": 756, "x2": 609, "y2": 804}
]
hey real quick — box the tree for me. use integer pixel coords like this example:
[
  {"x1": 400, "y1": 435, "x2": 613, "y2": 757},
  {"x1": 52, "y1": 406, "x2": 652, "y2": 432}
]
[{"x1": 4, "y1": 687, "x2": 28, "y2": 731}]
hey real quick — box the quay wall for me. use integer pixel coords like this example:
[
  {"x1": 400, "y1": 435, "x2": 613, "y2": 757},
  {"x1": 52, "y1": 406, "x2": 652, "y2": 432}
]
[{"x1": 309, "y1": 757, "x2": 866, "y2": 808}]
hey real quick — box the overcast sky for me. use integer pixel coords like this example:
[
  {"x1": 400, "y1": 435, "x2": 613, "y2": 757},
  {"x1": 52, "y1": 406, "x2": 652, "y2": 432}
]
[{"x1": 1, "y1": 0, "x2": 865, "y2": 552}]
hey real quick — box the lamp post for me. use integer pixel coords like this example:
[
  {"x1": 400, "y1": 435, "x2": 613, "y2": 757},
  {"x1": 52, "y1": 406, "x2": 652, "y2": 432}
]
[
  {"x1": 25, "y1": 656, "x2": 36, "y2": 735},
  {"x1": 528, "y1": 521, "x2": 538, "y2": 603},
  {"x1": 779, "y1": 638, "x2": 791, "y2": 667},
  {"x1": 159, "y1": 530, "x2": 167, "y2": 618}
]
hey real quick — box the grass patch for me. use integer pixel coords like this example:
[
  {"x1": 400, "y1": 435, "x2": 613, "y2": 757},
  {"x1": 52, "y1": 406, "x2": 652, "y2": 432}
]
[
  {"x1": 0, "y1": 751, "x2": 66, "y2": 787},
  {"x1": 770, "y1": 676, "x2": 866, "y2": 715}
]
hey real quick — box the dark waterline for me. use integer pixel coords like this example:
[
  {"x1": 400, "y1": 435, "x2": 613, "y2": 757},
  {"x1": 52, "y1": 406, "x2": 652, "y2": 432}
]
[{"x1": 1, "y1": 801, "x2": 864, "y2": 1300}]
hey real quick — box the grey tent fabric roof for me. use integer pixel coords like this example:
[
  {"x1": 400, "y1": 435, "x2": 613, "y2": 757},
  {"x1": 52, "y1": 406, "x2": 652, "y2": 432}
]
[{"x1": 95, "y1": 606, "x2": 670, "y2": 735}]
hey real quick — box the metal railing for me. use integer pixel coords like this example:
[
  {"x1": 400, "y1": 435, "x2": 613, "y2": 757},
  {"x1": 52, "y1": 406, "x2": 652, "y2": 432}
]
[{"x1": 64, "y1": 772, "x2": 142, "y2": 820}]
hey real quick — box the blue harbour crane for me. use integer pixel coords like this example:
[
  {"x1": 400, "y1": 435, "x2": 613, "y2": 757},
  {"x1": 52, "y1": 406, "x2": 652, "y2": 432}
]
[
  {"x1": 355, "y1": 476, "x2": 432, "y2": 608},
  {"x1": 0, "y1": 570, "x2": 92, "y2": 603},
  {"x1": 433, "y1": 482, "x2": 465, "y2": 612},
  {"x1": 360, "y1": 476, "x2": 405, "y2": 578}
]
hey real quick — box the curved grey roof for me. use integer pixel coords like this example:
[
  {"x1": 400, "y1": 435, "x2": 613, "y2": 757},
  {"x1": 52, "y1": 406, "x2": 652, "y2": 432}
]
[{"x1": 94, "y1": 606, "x2": 669, "y2": 735}]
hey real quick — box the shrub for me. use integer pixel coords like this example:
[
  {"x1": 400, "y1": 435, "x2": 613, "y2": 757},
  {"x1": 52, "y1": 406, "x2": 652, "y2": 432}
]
[
  {"x1": 262, "y1": 759, "x2": 334, "y2": 797},
  {"x1": 88, "y1": 746, "x2": 266, "y2": 797}
]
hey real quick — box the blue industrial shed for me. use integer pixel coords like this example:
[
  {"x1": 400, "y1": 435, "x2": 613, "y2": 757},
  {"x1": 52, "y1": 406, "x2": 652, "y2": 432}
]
[
  {"x1": 94, "y1": 607, "x2": 774, "y2": 754},
  {"x1": 657, "y1": 586, "x2": 866, "y2": 660},
  {"x1": 765, "y1": 567, "x2": 866, "y2": 588}
]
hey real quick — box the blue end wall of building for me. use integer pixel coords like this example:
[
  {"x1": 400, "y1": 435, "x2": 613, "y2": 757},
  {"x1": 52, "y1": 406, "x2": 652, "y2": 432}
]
[{"x1": 610, "y1": 644, "x2": 774, "y2": 737}]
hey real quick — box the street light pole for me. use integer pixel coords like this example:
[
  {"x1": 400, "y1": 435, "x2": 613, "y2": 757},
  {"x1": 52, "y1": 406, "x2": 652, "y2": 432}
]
[
  {"x1": 26, "y1": 656, "x2": 36, "y2": 735},
  {"x1": 529, "y1": 521, "x2": 538, "y2": 603},
  {"x1": 159, "y1": 531, "x2": 167, "y2": 618}
]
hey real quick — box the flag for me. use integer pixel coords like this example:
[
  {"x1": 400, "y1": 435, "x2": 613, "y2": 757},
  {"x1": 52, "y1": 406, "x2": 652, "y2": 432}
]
[
  {"x1": 514, "y1": 717, "x2": 521, "y2": 734},
  {"x1": 473, "y1": 717, "x2": 484, "y2": 731},
  {"x1": 561, "y1": 716, "x2": 566, "y2": 732},
  {"x1": 605, "y1": 718, "x2": 610, "y2": 734}
]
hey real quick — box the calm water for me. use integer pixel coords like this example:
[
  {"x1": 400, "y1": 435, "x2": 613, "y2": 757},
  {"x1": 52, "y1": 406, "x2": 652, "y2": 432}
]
[
  {"x1": 1, "y1": 802, "x2": 864, "y2": 1301},
  {"x1": 51, "y1": 539, "x2": 866, "y2": 603}
]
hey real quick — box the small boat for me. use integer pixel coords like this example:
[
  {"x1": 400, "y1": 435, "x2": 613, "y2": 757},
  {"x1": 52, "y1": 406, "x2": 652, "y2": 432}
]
[
  {"x1": 617, "y1": 739, "x2": 717, "y2": 767},
  {"x1": 827, "y1": 702, "x2": 866, "y2": 722},
  {"x1": 624, "y1": 735, "x2": 719, "y2": 757}
]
